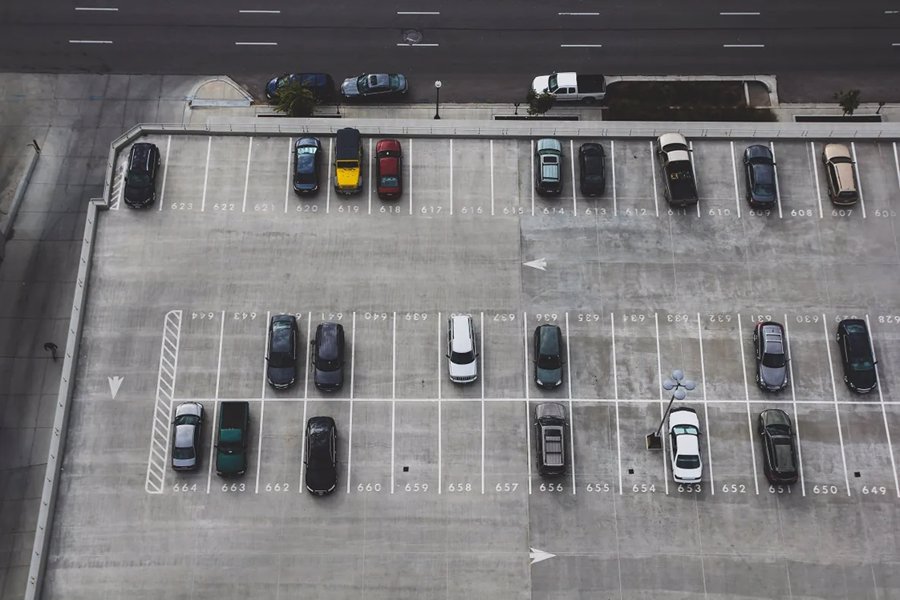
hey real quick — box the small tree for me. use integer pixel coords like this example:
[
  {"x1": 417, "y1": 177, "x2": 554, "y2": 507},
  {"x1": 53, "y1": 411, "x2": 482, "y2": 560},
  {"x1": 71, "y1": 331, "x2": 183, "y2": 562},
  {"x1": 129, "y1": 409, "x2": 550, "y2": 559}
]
[
  {"x1": 526, "y1": 88, "x2": 555, "y2": 116},
  {"x1": 834, "y1": 89, "x2": 861, "y2": 117},
  {"x1": 274, "y1": 81, "x2": 316, "y2": 117}
]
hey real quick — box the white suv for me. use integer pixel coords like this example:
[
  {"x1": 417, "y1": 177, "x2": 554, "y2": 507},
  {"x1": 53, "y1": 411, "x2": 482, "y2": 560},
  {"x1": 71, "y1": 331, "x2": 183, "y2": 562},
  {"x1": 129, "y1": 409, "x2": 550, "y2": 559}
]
[
  {"x1": 447, "y1": 315, "x2": 478, "y2": 383},
  {"x1": 668, "y1": 407, "x2": 702, "y2": 484}
]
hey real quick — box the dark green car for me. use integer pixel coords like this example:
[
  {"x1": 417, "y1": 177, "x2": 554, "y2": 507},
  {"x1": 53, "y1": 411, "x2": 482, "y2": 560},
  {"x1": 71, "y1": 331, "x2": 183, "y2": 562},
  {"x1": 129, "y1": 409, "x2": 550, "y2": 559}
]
[{"x1": 533, "y1": 324, "x2": 564, "y2": 388}]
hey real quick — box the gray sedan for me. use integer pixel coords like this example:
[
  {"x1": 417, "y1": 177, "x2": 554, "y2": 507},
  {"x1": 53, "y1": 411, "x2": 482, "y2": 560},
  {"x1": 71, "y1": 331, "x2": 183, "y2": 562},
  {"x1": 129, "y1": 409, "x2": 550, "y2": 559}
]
[{"x1": 172, "y1": 402, "x2": 203, "y2": 471}]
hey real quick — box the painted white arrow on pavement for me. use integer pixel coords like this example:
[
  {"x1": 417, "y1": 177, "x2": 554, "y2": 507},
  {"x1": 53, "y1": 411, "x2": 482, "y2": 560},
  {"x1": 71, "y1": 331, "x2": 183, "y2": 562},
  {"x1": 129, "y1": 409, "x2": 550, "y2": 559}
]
[
  {"x1": 523, "y1": 258, "x2": 547, "y2": 271},
  {"x1": 529, "y1": 547, "x2": 556, "y2": 565},
  {"x1": 108, "y1": 376, "x2": 124, "y2": 399}
]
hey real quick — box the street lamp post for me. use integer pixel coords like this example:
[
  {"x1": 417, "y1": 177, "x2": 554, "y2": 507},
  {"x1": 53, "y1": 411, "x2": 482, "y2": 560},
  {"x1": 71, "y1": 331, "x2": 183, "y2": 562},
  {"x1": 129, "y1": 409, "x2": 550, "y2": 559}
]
[
  {"x1": 646, "y1": 369, "x2": 696, "y2": 449},
  {"x1": 433, "y1": 80, "x2": 442, "y2": 120}
]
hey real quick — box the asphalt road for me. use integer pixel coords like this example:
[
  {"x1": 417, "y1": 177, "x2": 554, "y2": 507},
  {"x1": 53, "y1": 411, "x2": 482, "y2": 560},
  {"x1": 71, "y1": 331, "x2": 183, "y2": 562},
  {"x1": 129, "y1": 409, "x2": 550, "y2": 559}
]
[{"x1": 1, "y1": 3, "x2": 899, "y2": 106}]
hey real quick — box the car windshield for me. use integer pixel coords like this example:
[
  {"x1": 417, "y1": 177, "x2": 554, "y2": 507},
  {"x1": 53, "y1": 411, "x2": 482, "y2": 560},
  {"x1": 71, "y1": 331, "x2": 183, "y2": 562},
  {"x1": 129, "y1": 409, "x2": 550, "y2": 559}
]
[
  {"x1": 128, "y1": 172, "x2": 150, "y2": 187},
  {"x1": 672, "y1": 425, "x2": 698, "y2": 436},
  {"x1": 297, "y1": 145, "x2": 317, "y2": 156},
  {"x1": 174, "y1": 414, "x2": 199, "y2": 427},
  {"x1": 450, "y1": 350, "x2": 475, "y2": 364},
  {"x1": 380, "y1": 176, "x2": 399, "y2": 187},
  {"x1": 547, "y1": 74, "x2": 558, "y2": 92},
  {"x1": 676, "y1": 454, "x2": 700, "y2": 469},
  {"x1": 762, "y1": 351, "x2": 785, "y2": 368},
  {"x1": 173, "y1": 446, "x2": 194, "y2": 459},
  {"x1": 389, "y1": 74, "x2": 401, "y2": 89},
  {"x1": 851, "y1": 359, "x2": 875, "y2": 371},
  {"x1": 537, "y1": 353, "x2": 561, "y2": 370}
]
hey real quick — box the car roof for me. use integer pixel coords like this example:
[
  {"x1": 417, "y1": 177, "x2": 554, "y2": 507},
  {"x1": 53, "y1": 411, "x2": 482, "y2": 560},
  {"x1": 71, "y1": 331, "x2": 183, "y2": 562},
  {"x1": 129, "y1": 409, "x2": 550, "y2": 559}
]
[
  {"x1": 450, "y1": 315, "x2": 473, "y2": 353},
  {"x1": 537, "y1": 325, "x2": 561, "y2": 353},
  {"x1": 677, "y1": 435, "x2": 700, "y2": 455},
  {"x1": 316, "y1": 322, "x2": 342, "y2": 360}
]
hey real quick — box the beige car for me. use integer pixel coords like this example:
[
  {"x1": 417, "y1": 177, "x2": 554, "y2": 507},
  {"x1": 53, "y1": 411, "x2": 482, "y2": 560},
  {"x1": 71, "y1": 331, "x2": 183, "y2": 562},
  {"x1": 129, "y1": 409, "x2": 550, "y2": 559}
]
[{"x1": 821, "y1": 144, "x2": 858, "y2": 205}]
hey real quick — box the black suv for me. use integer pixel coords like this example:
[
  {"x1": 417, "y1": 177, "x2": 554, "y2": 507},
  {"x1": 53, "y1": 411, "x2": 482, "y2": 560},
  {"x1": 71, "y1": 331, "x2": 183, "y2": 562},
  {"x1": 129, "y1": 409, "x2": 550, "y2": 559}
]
[
  {"x1": 758, "y1": 409, "x2": 798, "y2": 484},
  {"x1": 124, "y1": 142, "x2": 161, "y2": 208},
  {"x1": 836, "y1": 319, "x2": 877, "y2": 393},
  {"x1": 533, "y1": 324, "x2": 563, "y2": 388},
  {"x1": 534, "y1": 403, "x2": 567, "y2": 476},
  {"x1": 312, "y1": 322, "x2": 345, "y2": 392},
  {"x1": 753, "y1": 321, "x2": 788, "y2": 392},
  {"x1": 266, "y1": 315, "x2": 298, "y2": 389},
  {"x1": 578, "y1": 142, "x2": 606, "y2": 196},
  {"x1": 305, "y1": 416, "x2": 337, "y2": 495}
]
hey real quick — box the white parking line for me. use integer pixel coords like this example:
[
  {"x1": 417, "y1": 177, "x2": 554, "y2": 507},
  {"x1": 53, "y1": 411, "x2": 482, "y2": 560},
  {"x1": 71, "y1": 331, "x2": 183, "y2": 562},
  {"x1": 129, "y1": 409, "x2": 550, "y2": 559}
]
[
  {"x1": 242, "y1": 138, "x2": 252, "y2": 213},
  {"x1": 346, "y1": 312, "x2": 356, "y2": 493},
  {"x1": 730, "y1": 141, "x2": 742, "y2": 218},
  {"x1": 201, "y1": 136, "x2": 211, "y2": 211},
  {"x1": 737, "y1": 315, "x2": 760, "y2": 494},
  {"x1": 158, "y1": 135, "x2": 171, "y2": 212},
  {"x1": 565, "y1": 313, "x2": 575, "y2": 495},
  {"x1": 893, "y1": 142, "x2": 900, "y2": 193},
  {"x1": 697, "y1": 313, "x2": 714, "y2": 494},
  {"x1": 490, "y1": 140, "x2": 495, "y2": 216},
  {"x1": 438, "y1": 313, "x2": 443, "y2": 495},
  {"x1": 283, "y1": 137, "x2": 292, "y2": 213},
  {"x1": 610, "y1": 313, "x2": 622, "y2": 494},
  {"x1": 866, "y1": 315, "x2": 900, "y2": 497},
  {"x1": 205, "y1": 401, "x2": 219, "y2": 494},
  {"x1": 298, "y1": 387, "x2": 308, "y2": 495},
  {"x1": 650, "y1": 141, "x2": 660, "y2": 217},
  {"x1": 769, "y1": 141, "x2": 783, "y2": 219},
  {"x1": 215, "y1": 311, "x2": 225, "y2": 397},
  {"x1": 326, "y1": 137, "x2": 333, "y2": 214},
  {"x1": 449, "y1": 139, "x2": 454, "y2": 215},
  {"x1": 822, "y1": 315, "x2": 851, "y2": 496},
  {"x1": 256, "y1": 311, "x2": 270, "y2": 494},
  {"x1": 408, "y1": 138, "x2": 413, "y2": 216},
  {"x1": 368, "y1": 138, "x2": 373, "y2": 215},
  {"x1": 810, "y1": 142, "x2": 824, "y2": 219},
  {"x1": 850, "y1": 142, "x2": 867, "y2": 218},
  {"x1": 689, "y1": 141, "x2": 700, "y2": 218},
  {"x1": 303, "y1": 312, "x2": 311, "y2": 398},
  {"x1": 530, "y1": 140, "x2": 535, "y2": 217},
  {"x1": 570, "y1": 140, "x2": 577, "y2": 215},
  {"x1": 481, "y1": 311, "x2": 485, "y2": 493},
  {"x1": 783, "y1": 316, "x2": 806, "y2": 496},
  {"x1": 654, "y1": 312, "x2": 669, "y2": 493},
  {"x1": 611, "y1": 140, "x2": 617, "y2": 216},
  {"x1": 523, "y1": 312, "x2": 532, "y2": 494},
  {"x1": 391, "y1": 311, "x2": 397, "y2": 493}
]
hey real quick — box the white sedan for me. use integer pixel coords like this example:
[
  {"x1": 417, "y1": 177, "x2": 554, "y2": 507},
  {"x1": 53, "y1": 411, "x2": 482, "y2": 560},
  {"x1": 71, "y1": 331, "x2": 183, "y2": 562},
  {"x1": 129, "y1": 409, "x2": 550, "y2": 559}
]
[{"x1": 668, "y1": 407, "x2": 702, "y2": 484}]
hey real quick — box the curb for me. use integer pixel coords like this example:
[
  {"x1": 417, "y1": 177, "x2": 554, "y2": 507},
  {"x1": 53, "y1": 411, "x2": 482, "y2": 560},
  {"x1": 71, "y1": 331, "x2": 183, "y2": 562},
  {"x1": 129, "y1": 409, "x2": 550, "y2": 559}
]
[
  {"x1": 186, "y1": 75, "x2": 253, "y2": 108},
  {"x1": 0, "y1": 142, "x2": 41, "y2": 264}
]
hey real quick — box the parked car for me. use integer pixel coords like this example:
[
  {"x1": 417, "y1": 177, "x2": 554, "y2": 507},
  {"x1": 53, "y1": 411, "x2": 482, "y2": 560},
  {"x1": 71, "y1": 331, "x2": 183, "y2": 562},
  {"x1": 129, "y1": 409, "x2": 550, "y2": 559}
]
[
  {"x1": 534, "y1": 403, "x2": 567, "y2": 476},
  {"x1": 305, "y1": 416, "x2": 337, "y2": 495},
  {"x1": 215, "y1": 401, "x2": 250, "y2": 476},
  {"x1": 822, "y1": 144, "x2": 858, "y2": 205},
  {"x1": 334, "y1": 127, "x2": 363, "y2": 195},
  {"x1": 668, "y1": 407, "x2": 702, "y2": 484},
  {"x1": 578, "y1": 142, "x2": 606, "y2": 196},
  {"x1": 758, "y1": 409, "x2": 799, "y2": 485},
  {"x1": 447, "y1": 315, "x2": 478, "y2": 383},
  {"x1": 312, "y1": 322, "x2": 345, "y2": 392},
  {"x1": 293, "y1": 137, "x2": 322, "y2": 195},
  {"x1": 535, "y1": 138, "x2": 563, "y2": 195},
  {"x1": 124, "y1": 142, "x2": 161, "y2": 208},
  {"x1": 375, "y1": 139, "x2": 403, "y2": 199},
  {"x1": 753, "y1": 321, "x2": 788, "y2": 392},
  {"x1": 171, "y1": 402, "x2": 203, "y2": 471},
  {"x1": 267, "y1": 314, "x2": 298, "y2": 389},
  {"x1": 657, "y1": 133, "x2": 698, "y2": 206},
  {"x1": 340, "y1": 73, "x2": 408, "y2": 100},
  {"x1": 836, "y1": 319, "x2": 877, "y2": 393},
  {"x1": 265, "y1": 73, "x2": 335, "y2": 103},
  {"x1": 533, "y1": 324, "x2": 563, "y2": 388},
  {"x1": 743, "y1": 145, "x2": 777, "y2": 208}
]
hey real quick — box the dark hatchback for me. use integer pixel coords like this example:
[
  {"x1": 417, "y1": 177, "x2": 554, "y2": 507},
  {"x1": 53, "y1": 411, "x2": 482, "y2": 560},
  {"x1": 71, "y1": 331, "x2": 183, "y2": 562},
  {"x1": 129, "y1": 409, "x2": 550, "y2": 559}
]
[
  {"x1": 533, "y1": 324, "x2": 564, "y2": 388},
  {"x1": 758, "y1": 409, "x2": 798, "y2": 484},
  {"x1": 836, "y1": 319, "x2": 877, "y2": 393},
  {"x1": 124, "y1": 142, "x2": 161, "y2": 208},
  {"x1": 312, "y1": 322, "x2": 346, "y2": 391},
  {"x1": 267, "y1": 315, "x2": 298, "y2": 389},
  {"x1": 578, "y1": 142, "x2": 606, "y2": 196},
  {"x1": 305, "y1": 416, "x2": 337, "y2": 495},
  {"x1": 743, "y1": 145, "x2": 777, "y2": 208},
  {"x1": 265, "y1": 73, "x2": 335, "y2": 103},
  {"x1": 340, "y1": 73, "x2": 408, "y2": 101},
  {"x1": 293, "y1": 137, "x2": 322, "y2": 195},
  {"x1": 753, "y1": 321, "x2": 788, "y2": 392}
]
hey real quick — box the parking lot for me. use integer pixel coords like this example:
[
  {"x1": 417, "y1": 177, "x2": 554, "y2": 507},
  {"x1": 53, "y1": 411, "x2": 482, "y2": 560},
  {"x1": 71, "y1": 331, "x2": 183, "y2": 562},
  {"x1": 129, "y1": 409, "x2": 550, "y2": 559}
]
[{"x1": 46, "y1": 131, "x2": 900, "y2": 599}]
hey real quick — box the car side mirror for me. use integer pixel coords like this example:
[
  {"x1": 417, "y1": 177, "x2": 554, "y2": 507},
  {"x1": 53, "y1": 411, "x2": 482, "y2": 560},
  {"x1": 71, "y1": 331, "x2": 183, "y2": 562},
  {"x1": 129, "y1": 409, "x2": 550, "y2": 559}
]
[{"x1": 445, "y1": 353, "x2": 450, "y2": 359}]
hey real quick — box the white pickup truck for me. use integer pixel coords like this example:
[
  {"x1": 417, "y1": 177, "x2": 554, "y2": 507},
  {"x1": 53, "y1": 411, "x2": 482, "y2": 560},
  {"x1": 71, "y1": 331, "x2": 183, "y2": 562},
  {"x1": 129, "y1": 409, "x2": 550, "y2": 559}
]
[{"x1": 531, "y1": 72, "x2": 607, "y2": 103}]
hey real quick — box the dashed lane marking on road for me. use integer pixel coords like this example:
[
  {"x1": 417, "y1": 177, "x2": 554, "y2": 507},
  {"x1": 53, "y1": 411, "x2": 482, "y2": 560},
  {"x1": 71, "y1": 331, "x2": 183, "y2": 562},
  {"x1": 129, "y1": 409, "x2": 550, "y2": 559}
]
[
  {"x1": 235, "y1": 41, "x2": 278, "y2": 46},
  {"x1": 69, "y1": 39, "x2": 113, "y2": 44},
  {"x1": 145, "y1": 310, "x2": 182, "y2": 494},
  {"x1": 238, "y1": 9, "x2": 281, "y2": 13},
  {"x1": 74, "y1": 6, "x2": 118, "y2": 10}
]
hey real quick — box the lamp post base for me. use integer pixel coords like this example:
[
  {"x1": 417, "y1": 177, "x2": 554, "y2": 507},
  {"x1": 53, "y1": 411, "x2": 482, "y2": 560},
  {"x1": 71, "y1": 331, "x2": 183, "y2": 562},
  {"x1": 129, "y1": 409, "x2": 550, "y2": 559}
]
[{"x1": 646, "y1": 433, "x2": 662, "y2": 450}]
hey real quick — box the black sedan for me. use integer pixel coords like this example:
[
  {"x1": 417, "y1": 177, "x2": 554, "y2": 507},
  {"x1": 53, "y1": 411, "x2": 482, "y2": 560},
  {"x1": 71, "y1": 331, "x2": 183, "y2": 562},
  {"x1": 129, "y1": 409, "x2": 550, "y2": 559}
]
[
  {"x1": 533, "y1": 324, "x2": 564, "y2": 388},
  {"x1": 340, "y1": 73, "x2": 408, "y2": 101},
  {"x1": 267, "y1": 314, "x2": 298, "y2": 389},
  {"x1": 265, "y1": 73, "x2": 335, "y2": 103},
  {"x1": 578, "y1": 143, "x2": 606, "y2": 196},
  {"x1": 753, "y1": 321, "x2": 788, "y2": 392},
  {"x1": 305, "y1": 416, "x2": 337, "y2": 495},
  {"x1": 758, "y1": 409, "x2": 798, "y2": 484},
  {"x1": 836, "y1": 319, "x2": 877, "y2": 393},
  {"x1": 171, "y1": 402, "x2": 203, "y2": 471},
  {"x1": 293, "y1": 137, "x2": 322, "y2": 195},
  {"x1": 743, "y1": 145, "x2": 777, "y2": 208}
]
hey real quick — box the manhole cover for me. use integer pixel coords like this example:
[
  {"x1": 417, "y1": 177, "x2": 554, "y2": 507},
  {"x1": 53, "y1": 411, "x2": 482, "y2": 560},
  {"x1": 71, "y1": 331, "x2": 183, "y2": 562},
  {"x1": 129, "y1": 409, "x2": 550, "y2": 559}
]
[{"x1": 402, "y1": 29, "x2": 423, "y2": 44}]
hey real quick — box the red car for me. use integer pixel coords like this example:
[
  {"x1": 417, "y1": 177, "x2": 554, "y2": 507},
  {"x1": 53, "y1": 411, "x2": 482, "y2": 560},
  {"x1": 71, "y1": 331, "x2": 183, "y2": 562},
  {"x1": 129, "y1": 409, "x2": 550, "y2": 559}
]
[{"x1": 375, "y1": 139, "x2": 402, "y2": 199}]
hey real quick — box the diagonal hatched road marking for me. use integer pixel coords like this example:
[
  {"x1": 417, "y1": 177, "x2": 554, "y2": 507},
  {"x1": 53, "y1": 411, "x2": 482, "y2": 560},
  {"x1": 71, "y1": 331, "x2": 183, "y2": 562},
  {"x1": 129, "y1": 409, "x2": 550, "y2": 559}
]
[{"x1": 145, "y1": 310, "x2": 182, "y2": 493}]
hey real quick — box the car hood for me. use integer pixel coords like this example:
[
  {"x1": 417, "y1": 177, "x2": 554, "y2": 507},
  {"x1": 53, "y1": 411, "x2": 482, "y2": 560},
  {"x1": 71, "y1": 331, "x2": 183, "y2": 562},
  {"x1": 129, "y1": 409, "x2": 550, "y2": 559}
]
[
  {"x1": 536, "y1": 367, "x2": 562, "y2": 387},
  {"x1": 306, "y1": 466, "x2": 336, "y2": 493},
  {"x1": 267, "y1": 366, "x2": 295, "y2": 387},
  {"x1": 341, "y1": 77, "x2": 361, "y2": 97},
  {"x1": 759, "y1": 364, "x2": 787, "y2": 390},
  {"x1": 532, "y1": 75, "x2": 550, "y2": 94},
  {"x1": 315, "y1": 367, "x2": 343, "y2": 389}
]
